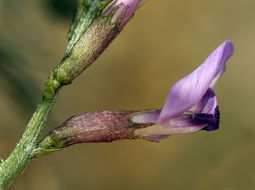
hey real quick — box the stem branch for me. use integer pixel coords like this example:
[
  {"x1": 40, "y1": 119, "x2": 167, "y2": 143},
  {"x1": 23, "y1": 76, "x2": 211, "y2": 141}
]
[{"x1": 0, "y1": 77, "x2": 61, "y2": 189}]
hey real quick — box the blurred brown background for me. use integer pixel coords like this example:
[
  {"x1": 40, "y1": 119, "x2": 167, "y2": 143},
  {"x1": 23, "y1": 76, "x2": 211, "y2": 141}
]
[{"x1": 0, "y1": 0, "x2": 254, "y2": 189}]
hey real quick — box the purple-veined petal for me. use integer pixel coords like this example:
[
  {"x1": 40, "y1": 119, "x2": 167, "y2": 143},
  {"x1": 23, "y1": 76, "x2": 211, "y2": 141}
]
[
  {"x1": 158, "y1": 40, "x2": 234, "y2": 122},
  {"x1": 104, "y1": 0, "x2": 141, "y2": 28}
]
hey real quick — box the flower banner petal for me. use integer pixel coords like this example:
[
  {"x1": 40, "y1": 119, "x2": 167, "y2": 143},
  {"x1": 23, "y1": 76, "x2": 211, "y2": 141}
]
[{"x1": 158, "y1": 40, "x2": 234, "y2": 122}]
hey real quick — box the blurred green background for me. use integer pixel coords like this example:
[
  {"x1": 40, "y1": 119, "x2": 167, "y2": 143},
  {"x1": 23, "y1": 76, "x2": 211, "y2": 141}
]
[{"x1": 0, "y1": 0, "x2": 255, "y2": 189}]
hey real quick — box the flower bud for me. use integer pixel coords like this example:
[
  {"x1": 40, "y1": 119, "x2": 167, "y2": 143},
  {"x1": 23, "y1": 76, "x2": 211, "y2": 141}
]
[
  {"x1": 38, "y1": 111, "x2": 153, "y2": 152},
  {"x1": 51, "y1": 0, "x2": 147, "y2": 88}
]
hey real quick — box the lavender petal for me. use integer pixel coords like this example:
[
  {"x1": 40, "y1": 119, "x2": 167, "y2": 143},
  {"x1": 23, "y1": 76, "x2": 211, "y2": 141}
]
[{"x1": 158, "y1": 40, "x2": 233, "y2": 122}]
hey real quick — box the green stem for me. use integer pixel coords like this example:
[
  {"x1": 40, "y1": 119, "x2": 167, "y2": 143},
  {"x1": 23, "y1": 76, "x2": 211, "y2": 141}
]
[
  {"x1": 0, "y1": 80, "x2": 61, "y2": 189},
  {"x1": 0, "y1": 2, "x2": 124, "y2": 188}
]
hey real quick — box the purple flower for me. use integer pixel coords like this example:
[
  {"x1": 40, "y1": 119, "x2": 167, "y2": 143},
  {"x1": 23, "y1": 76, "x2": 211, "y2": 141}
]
[
  {"x1": 39, "y1": 40, "x2": 234, "y2": 149},
  {"x1": 104, "y1": 0, "x2": 147, "y2": 28},
  {"x1": 131, "y1": 40, "x2": 234, "y2": 140}
]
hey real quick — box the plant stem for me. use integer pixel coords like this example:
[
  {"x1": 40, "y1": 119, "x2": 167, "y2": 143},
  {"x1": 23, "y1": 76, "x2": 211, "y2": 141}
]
[
  {"x1": 0, "y1": 81, "x2": 60, "y2": 189},
  {"x1": 0, "y1": 1, "x2": 132, "y2": 188},
  {"x1": 0, "y1": 15, "x2": 117, "y2": 189}
]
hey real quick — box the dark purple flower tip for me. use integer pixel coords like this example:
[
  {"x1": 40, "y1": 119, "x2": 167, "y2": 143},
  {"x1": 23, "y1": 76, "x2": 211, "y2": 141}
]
[
  {"x1": 132, "y1": 40, "x2": 234, "y2": 140},
  {"x1": 199, "y1": 106, "x2": 220, "y2": 131}
]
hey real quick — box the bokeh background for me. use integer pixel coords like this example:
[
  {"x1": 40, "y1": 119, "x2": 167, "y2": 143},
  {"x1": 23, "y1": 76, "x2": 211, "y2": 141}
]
[{"x1": 0, "y1": 0, "x2": 255, "y2": 189}]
